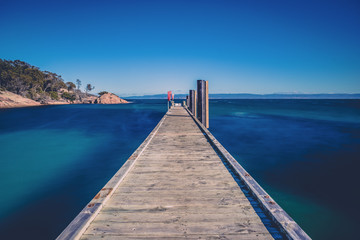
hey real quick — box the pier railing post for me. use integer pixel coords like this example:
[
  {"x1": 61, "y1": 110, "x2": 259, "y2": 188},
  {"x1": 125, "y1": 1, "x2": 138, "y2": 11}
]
[
  {"x1": 205, "y1": 80, "x2": 209, "y2": 128},
  {"x1": 197, "y1": 80, "x2": 209, "y2": 128},
  {"x1": 188, "y1": 91, "x2": 192, "y2": 112},
  {"x1": 189, "y1": 90, "x2": 197, "y2": 117}
]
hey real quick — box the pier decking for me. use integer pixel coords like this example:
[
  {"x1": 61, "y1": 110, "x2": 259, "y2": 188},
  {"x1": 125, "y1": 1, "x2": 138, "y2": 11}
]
[{"x1": 58, "y1": 106, "x2": 310, "y2": 240}]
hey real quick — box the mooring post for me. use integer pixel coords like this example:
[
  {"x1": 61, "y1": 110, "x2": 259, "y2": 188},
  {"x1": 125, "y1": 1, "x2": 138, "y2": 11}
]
[
  {"x1": 189, "y1": 90, "x2": 192, "y2": 113},
  {"x1": 189, "y1": 90, "x2": 197, "y2": 117},
  {"x1": 197, "y1": 80, "x2": 209, "y2": 128},
  {"x1": 194, "y1": 91, "x2": 197, "y2": 117},
  {"x1": 186, "y1": 95, "x2": 189, "y2": 108},
  {"x1": 205, "y1": 80, "x2": 209, "y2": 128}
]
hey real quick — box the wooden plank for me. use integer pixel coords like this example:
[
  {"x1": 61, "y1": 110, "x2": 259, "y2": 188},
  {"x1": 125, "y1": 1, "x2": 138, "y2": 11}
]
[
  {"x1": 103, "y1": 197, "x2": 252, "y2": 206},
  {"x1": 84, "y1": 221, "x2": 271, "y2": 235},
  {"x1": 93, "y1": 211, "x2": 264, "y2": 223},
  {"x1": 81, "y1": 234, "x2": 271, "y2": 240},
  {"x1": 99, "y1": 205, "x2": 256, "y2": 215}
]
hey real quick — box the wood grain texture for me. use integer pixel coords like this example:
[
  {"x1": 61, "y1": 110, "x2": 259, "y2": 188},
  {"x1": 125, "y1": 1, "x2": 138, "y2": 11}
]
[{"x1": 78, "y1": 107, "x2": 274, "y2": 239}]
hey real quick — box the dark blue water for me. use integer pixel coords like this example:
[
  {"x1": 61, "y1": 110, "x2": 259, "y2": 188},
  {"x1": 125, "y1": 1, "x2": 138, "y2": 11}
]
[
  {"x1": 0, "y1": 99, "x2": 359, "y2": 239},
  {"x1": 209, "y1": 99, "x2": 360, "y2": 240}
]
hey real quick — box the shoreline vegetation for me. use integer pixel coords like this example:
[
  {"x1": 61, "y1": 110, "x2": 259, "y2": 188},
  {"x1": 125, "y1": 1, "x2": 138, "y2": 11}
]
[{"x1": 0, "y1": 59, "x2": 128, "y2": 109}]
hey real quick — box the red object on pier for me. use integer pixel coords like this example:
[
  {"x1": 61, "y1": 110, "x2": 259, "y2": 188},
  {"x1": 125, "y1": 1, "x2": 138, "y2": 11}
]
[{"x1": 167, "y1": 91, "x2": 172, "y2": 101}]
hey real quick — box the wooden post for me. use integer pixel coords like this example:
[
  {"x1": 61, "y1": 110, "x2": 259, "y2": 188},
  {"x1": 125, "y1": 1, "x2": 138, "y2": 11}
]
[
  {"x1": 205, "y1": 80, "x2": 209, "y2": 128},
  {"x1": 188, "y1": 90, "x2": 192, "y2": 112},
  {"x1": 194, "y1": 90, "x2": 197, "y2": 118},
  {"x1": 197, "y1": 80, "x2": 209, "y2": 128},
  {"x1": 196, "y1": 80, "x2": 204, "y2": 123},
  {"x1": 186, "y1": 95, "x2": 189, "y2": 108},
  {"x1": 189, "y1": 90, "x2": 197, "y2": 117}
]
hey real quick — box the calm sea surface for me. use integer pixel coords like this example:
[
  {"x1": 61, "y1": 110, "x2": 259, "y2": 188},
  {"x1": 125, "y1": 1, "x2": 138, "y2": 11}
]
[{"x1": 0, "y1": 99, "x2": 359, "y2": 239}]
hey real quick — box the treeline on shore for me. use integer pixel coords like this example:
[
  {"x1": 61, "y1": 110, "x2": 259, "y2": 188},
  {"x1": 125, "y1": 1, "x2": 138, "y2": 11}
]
[{"x1": 0, "y1": 59, "x2": 95, "y2": 103}]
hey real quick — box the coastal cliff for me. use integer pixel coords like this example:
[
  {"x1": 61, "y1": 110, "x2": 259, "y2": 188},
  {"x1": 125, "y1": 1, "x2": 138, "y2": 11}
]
[
  {"x1": 0, "y1": 59, "x2": 128, "y2": 108},
  {"x1": 0, "y1": 90, "x2": 128, "y2": 108},
  {"x1": 0, "y1": 90, "x2": 41, "y2": 108}
]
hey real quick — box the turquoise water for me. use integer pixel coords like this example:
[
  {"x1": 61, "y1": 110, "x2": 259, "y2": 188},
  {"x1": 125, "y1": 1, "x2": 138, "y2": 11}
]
[
  {"x1": 0, "y1": 99, "x2": 359, "y2": 239},
  {"x1": 0, "y1": 100, "x2": 166, "y2": 239}
]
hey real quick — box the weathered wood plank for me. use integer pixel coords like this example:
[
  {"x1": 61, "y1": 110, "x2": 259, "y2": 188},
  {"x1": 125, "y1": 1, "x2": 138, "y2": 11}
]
[
  {"x1": 81, "y1": 233, "x2": 272, "y2": 240},
  {"x1": 84, "y1": 221, "x2": 271, "y2": 235},
  {"x1": 93, "y1": 211, "x2": 264, "y2": 223}
]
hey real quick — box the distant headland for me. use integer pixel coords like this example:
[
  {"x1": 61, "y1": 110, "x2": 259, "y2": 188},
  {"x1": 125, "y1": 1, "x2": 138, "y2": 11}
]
[
  {"x1": 0, "y1": 59, "x2": 128, "y2": 108},
  {"x1": 126, "y1": 93, "x2": 360, "y2": 100}
]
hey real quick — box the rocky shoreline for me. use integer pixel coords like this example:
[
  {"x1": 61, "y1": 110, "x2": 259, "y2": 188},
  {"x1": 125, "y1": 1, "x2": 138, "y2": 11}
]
[{"x1": 0, "y1": 90, "x2": 128, "y2": 109}]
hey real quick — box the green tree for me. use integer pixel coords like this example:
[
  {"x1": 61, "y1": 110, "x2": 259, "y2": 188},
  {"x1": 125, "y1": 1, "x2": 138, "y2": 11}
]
[
  {"x1": 62, "y1": 92, "x2": 76, "y2": 103},
  {"x1": 0, "y1": 59, "x2": 67, "y2": 100},
  {"x1": 49, "y1": 91, "x2": 59, "y2": 100},
  {"x1": 66, "y1": 82, "x2": 76, "y2": 91},
  {"x1": 85, "y1": 84, "x2": 95, "y2": 96},
  {"x1": 98, "y1": 91, "x2": 108, "y2": 96},
  {"x1": 76, "y1": 79, "x2": 81, "y2": 90}
]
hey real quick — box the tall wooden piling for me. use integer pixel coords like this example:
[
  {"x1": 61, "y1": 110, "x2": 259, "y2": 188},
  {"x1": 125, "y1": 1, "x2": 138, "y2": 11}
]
[
  {"x1": 189, "y1": 90, "x2": 197, "y2": 117},
  {"x1": 188, "y1": 91, "x2": 192, "y2": 112},
  {"x1": 197, "y1": 80, "x2": 209, "y2": 128},
  {"x1": 186, "y1": 95, "x2": 189, "y2": 107}
]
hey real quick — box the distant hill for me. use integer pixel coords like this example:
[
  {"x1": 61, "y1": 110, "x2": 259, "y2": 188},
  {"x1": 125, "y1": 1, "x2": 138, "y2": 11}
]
[{"x1": 126, "y1": 93, "x2": 360, "y2": 99}]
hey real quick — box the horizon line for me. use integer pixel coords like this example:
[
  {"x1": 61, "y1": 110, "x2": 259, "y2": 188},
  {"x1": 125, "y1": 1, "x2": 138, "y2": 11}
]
[{"x1": 120, "y1": 92, "x2": 360, "y2": 97}]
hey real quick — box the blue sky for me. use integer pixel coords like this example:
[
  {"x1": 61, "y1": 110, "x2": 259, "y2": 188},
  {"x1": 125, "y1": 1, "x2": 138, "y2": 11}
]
[{"x1": 1, "y1": 0, "x2": 359, "y2": 96}]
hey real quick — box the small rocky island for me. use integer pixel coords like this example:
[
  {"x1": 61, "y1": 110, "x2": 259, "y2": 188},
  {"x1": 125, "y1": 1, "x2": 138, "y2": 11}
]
[{"x1": 95, "y1": 92, "x2": 129, "y2": 104}]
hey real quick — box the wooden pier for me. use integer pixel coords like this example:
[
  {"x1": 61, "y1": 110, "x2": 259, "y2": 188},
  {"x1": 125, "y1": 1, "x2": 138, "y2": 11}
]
[{"x1": 58, "y1": 106, "x2": 310, "y2": 240}]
